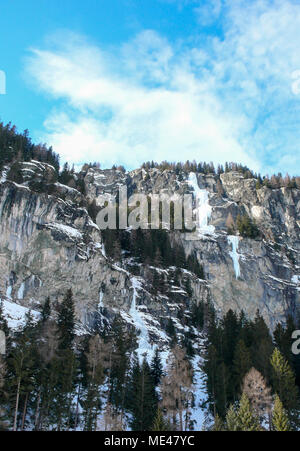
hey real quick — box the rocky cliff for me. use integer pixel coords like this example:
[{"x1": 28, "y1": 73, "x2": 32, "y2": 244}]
[{"x1": 0, "y1": 161, "x2": 299, "y2": 355}]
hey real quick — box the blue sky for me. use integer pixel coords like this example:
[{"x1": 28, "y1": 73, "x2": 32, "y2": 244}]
[{"x1": 0, "y1": 0, "x2": 300, "y2": 174}]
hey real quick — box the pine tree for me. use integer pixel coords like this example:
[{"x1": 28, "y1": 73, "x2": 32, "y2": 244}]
[
  {"x1": 190, "y1": 302, "x2": 204, "y2": 331},
  {"x1": 270, "y1": 348, "x2": 299, "y2": 426},
  {"x1": 82, "y1": 335, "x2": 105, "y2": 431},
  {"x1": 250, "y1": 311, "x2": 273, "y2": 381},
  {"x1": 203, "y1": 344, "x2": 228, "y2": 418},
  {"x1": 236, "y1": 213, "x2": 259, "y2": 239},
  {"x1": 38, "y1": 354, "x2": 61, "y2": 430},
  {"x1": 233, "y1": 339, "x2": 252, "y2": 394},
  {"x1": 0, "y1": 355, "x2": 7, "y2": 430},
  {"x1": 7, "y1": 161, "x2": 23, "y2": 184},
  {"x1": 0, "y1": 300, "x2": 9, "y2": 337},
  {"x1": 128, "y1": 358, "x2": 157, "y2": 431},
  {"x1": 184, "y1": 278, "x2": 193, "y2": 297},
  {"x1": 52, "y1": 348, "x2": 77, "y2": 430},
  {"x1": 272, "y1": 395, "x2": 290, "y2": 431},
  {"x1": 212, "y1": 414, "x2": 224, "y2": 431},
  {"x1": 152, "y1": 408, "x2": 170, "y2": 431},
  {"x1": 7, "y1": 312, "x2": 38, "y2": 430},
  {"x1": 58, "y1": 289, "x2": 75, "y2": 350},
  {"x1": 34, "y1": 319, "x2": 59, "y2": 430},
  {"x1": 41, "y1": 297, "x2": 51, "y2": 323},
  {"x1": 225, "y1": 404, "x2": 239, "y2": 431},
  {"x1": 151, "y1": 348, "x2": 163, "y2": 386},
  {"x1": 49, "y1": 290, "x2": 77, "y2": 430},
  {"x1": 235, "y1": 393, "x2": 260, "y2": 431},
  {"x1": 108, "y1": 315, "x2": 137, "y2": 424},
  {"x1": 165, "y1": 318, "x2": 177, "y2": 346},
  {"x1": 221, "y1": 309, "x2": 240, "y2": 367},
  {"x1": 274, "y1": 317, "x2": 299, "y2": 378}
]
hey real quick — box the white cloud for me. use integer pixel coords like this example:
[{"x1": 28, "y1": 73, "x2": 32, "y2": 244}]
[
  {"x1": 210, "y1": 0, "x2": 300, "y2": 174},
  {"x1": 194, "y1": 0, "x2": 223, "y2": 25},
  {"x1": 25, "y1": 0, "x2": 300, "y2": 174},
  {"x1": 25, "y1": 31, "x2": 255, "y2": 170}
]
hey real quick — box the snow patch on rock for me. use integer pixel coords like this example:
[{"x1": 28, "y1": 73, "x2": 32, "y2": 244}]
[
  {"x1": 46, "y1": 223, "x2": 83, "y2": 240},
  {"x1": 0, "y1": 299, "x2": 40, "y2": 330}
]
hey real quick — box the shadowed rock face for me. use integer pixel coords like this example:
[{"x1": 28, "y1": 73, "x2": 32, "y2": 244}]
[
  {"x1": 0, "y1": 330, "x2": 5, "y2": 354},
  {"x1": 0, "y1": 163, "x2": 299, "y2": 336}
]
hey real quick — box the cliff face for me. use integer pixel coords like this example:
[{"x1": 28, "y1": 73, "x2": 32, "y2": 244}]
[
  {"x1": 0, "y1": 162, "x2": 299, "y2": 348},
  {"x1": 181, "y1": 172, "x2": 300, "y2": 329}
]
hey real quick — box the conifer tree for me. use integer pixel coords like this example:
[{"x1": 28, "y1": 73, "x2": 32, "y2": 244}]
[
  {"x1": 8, "y1": 312, "x2": 38, "y2": 430},
  {"x1": 58, "y1": 289, "x2": 75, "y2": 350},
  {"x1": 274, "y1": 317, "x2": 300, "y2": 378},
  {"x1": 82, "y1": 335, "x2": 105, "y2": 431},
  {"x1": 7, "y1": 161, "x2": 23, "y2": 184},
  {"x1": 165, "y1": 318, "x2": 177, "y2": 346},
  {"x1": 41, "y1": 297, "x2": 51, "y2": 323},
  {"x1": 52, "y1": 348, "x2": 77, "y2": 430},
  {"x1": 151, "y1": 348, "x2": 163, "y2": 386},
  {"x1": 0, "y1": 300, "x2": 9, "y2": 337},
  {"x1": 203, "y1": 344, "x2": 228, "y2": 418},
  {"x1": 233, "y1": 339, "x2": 252, "y2": 394},
  {"x1": 34, "y1": 319, "x2": 59, "y2": 430},
  {"x1": 184, "y1": 278, "x2": 193, "y2": 297},
  {"x1": 272, "y1": 395, "x2": 290, "y2": 431},
  {"x1": 221, "y1": 309, "x2": 240, "y2": 367},
  {"x1": 152, "y1": 408, "x2": 170, "y2": 431},
  {"x1": 235, "y1": 393, "x2": 260, "y2": 431},
  {"x1": 51, "y1": 290, "x2": 77, "y2": 430},
  {"x1": 109, "y1": 316, "x2": 136, "y2": 419},
  {"x1": 236, "y1": 213, "x2": 259, "y2": 238},
  {"x1": 212, "y1": 414, "x2": 224, "y2": 431},
  {"x1": 128, "y1": 358, "x2": 157, "y2": 431},
  {"x1": 225, "y1": 404, "x2": 239, "y2": 431},
  {"x1": 250, "y1": 311, "x2": 273, "y2": 380},
  {"x1": 0, "y1": 355, "x2": 7, "y2": 430},
  {"x1": 270, "y1": 348, "x2": 299, "y2": 426}
]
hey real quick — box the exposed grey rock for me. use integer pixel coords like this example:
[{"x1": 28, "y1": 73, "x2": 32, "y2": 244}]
[{"x1": 0, "y1": 162, "x2": 299, "y2": 335}]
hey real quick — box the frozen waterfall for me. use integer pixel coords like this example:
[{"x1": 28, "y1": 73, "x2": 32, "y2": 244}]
[
  {"x1": 188, "y1": 172, "x2": 215, "y2": 236},
  {"x1": 130, "y1": 278, "x2": 154, "y2": 363},
  {"x1": 227, "y1": 235, "x2": 241, "y2": 279}
]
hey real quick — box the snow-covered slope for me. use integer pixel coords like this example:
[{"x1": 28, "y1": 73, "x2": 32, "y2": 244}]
[{"x1": 0, "y1": 299, "x2": 40, "y2": 329}]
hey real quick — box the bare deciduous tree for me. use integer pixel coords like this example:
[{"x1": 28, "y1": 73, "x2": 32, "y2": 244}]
[
  {"x1": 161, "y1": 346, "x2": 193, "y2": 431},
  {"x1": 100, "y1": 402, "x2": 124, "y2": 431},
  {"x1": 242, "y1": 367, "x2": 272, "y2": 421}
]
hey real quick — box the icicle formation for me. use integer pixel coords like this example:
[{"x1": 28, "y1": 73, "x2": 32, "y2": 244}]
[
  {"x1": 188, "y1": 172, "x2": 215, "y2": 235},
  {"x1": 130, "y1": 277, "x2": 154, "y2": 363},
  {"x1": 98, "y1": 290, "x2": 104, "y2": 309},
  {"x1": 227, "y1": 235, "x2": 241, "y2": 279}
]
